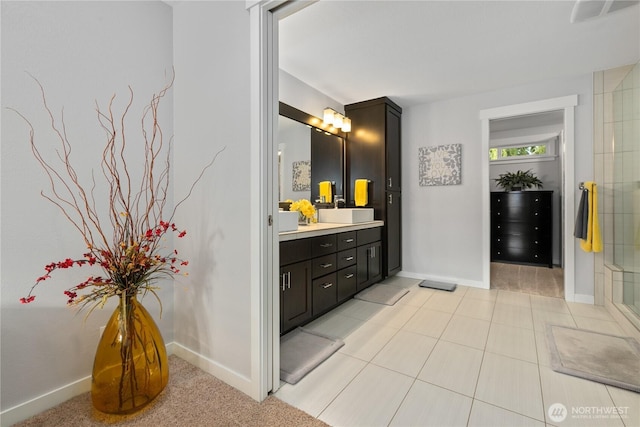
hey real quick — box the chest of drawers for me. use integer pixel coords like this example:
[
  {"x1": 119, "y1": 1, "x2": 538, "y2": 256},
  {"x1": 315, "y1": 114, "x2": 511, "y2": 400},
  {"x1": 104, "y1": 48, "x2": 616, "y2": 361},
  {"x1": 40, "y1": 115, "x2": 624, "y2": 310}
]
[{"x1": 490, "y1": 191, "x2": 553, "y2": 268}]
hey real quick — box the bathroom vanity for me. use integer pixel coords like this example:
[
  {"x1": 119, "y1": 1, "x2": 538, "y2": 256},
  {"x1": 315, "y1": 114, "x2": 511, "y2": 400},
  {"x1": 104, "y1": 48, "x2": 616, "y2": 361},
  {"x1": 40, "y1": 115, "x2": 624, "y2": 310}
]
[{"x1": 279, "y1": 221, "x2": 383, "y2": 334}]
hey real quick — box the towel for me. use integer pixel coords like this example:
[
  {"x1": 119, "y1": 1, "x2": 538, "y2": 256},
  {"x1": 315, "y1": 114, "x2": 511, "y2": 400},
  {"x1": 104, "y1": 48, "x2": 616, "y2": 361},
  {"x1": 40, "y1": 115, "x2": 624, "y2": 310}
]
[
  {"x1": 319, "y1": 181, "x2": 332, "y2": 203},
  {"x1": 354, "y1": 179, "x2": 368, "y2": 207},
  {"x1": 574, "y1": 189, "x2": 589, "y2": 239},
  {"x1": 578, "y1": 181, "x2": 602, "y2": 253}
]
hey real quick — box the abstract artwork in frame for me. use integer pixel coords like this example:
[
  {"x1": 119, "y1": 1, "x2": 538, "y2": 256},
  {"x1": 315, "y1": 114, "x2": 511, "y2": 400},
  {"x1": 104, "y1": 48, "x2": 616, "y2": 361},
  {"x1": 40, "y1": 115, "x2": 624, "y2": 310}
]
[
  {"x1": 292, "y1": 160, "x2": 311, "y2": 191},
  {"x1": 419, "y1": 144, "x2": 462, "y2": 186}
]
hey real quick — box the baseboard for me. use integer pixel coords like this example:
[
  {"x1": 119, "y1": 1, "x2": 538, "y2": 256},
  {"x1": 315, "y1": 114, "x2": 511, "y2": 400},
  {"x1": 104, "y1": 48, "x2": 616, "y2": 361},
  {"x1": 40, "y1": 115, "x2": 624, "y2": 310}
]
[
  {"x1": 573, "y1": 293, "x2": 595, "y2": 304},
  {"x1": 171, "y1": 343, "x2": 254, "y2": 399},
  {"x1": 397, "y1": 271, "x2": 487, "y2": 289},
  {"x1": 0, "y1": 342, "x2": 177, "y2": 427}
]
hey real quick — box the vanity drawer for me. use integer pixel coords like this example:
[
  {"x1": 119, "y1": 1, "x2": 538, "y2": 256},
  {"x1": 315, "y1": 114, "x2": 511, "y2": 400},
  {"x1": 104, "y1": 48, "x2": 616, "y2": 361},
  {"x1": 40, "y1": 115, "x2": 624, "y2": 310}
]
[
  {"x1": 311, "y1": 235, "x2": 337, "y2": 257},
  {"x1": 337, "y1": 248, "x2": 357, "y2": 270},
  {"x1": 337, "y1": 231, "x2": 357, "y2": 251},
  {"x1": 337, "y1": 265, "x2": 357, "y2": 301},
  {"x1": 312, "y1": 253, "x2": 337, "y2": 278},
  {"x1": 357, "y1": 227, "x2": 381, "y2": 246},
  {"x1": 312, "y1": 273, "x2": 337, "y2": 315},
  {"x1": 280, "y1": 239, "x2": 311, "y2": 266}
]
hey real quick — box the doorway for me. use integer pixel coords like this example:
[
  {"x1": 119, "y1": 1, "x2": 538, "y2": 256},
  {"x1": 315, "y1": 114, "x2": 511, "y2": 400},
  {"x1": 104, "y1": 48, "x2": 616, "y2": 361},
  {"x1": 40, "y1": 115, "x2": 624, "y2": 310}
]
[
  {"x1": 488, "y1": 111, "x2": 565, "y2": 298},
  {"x1": 480, "y1": 96, "x2": 578, "y2": 302}
]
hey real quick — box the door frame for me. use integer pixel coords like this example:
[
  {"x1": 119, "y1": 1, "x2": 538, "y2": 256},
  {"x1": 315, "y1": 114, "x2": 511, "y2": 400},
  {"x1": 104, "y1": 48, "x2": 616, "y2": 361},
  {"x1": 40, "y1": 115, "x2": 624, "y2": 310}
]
[
  {"x1": 480, "y1": 95, "x2": 578, "y2": 301},
  {"x1": 247, "y1": 0, "x2": 317, "y2": 400}
]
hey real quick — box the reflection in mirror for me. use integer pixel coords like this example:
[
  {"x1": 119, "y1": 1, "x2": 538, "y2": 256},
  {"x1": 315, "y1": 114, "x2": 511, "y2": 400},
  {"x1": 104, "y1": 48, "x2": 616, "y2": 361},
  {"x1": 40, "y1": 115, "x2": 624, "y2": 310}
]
[
  {"x1": 278, "y1": 115, "x2": 311, "y2": 201},
  {"x1": 278, "y1": 102, "x2": 344, "y2": 205}
]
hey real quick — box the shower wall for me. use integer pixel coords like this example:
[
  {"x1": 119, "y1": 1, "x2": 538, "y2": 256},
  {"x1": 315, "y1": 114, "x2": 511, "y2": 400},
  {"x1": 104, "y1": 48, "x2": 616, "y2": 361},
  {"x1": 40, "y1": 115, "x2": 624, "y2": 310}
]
[
  {"x1": 594, "y1": 62, "x2": 640, "y2": 335},
  {"x1": 612, "y1": 62, "x2": 640, "y2": 315}
]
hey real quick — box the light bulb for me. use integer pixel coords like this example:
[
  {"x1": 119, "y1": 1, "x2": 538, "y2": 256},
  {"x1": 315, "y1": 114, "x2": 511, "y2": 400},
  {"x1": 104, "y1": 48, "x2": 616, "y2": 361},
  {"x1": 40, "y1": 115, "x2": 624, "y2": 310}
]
[
  {"x1": 323, "y1": 108, "x2": 335, "y2": 125},
  {"x1": 342, "y1": 117, "x2": 351, "y2": 132}
]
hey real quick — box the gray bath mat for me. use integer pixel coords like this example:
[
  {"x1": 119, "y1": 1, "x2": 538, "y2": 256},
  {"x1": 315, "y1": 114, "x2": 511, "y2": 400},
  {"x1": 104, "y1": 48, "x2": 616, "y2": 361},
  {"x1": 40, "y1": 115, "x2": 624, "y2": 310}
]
[
  {"x1": 354, "y1": 283, "x2": 409, "y2": 306},
  {"x1": 280, "y1": 327, "x2": 344, "y2": 385},
  {"x1": 418, "y1": 279, "x2": 457, "y2": 292},
  {"x1": 547, "y1": 325, "x2": 640, "y2": 392}
]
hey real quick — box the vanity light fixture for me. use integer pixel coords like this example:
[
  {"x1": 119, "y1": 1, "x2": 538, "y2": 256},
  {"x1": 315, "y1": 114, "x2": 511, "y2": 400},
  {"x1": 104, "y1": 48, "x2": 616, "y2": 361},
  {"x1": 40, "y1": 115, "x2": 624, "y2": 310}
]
[
  {"x1": 322, "y1": 107, "x2": 351, "y2": 132},
  {"x1": 342, "y1": 117, "x2": 351, "y2": 133}
]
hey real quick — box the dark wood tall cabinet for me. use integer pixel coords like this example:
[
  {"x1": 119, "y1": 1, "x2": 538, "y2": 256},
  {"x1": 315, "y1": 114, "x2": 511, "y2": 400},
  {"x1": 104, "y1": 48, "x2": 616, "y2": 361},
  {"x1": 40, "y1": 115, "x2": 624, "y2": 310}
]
[{"x1": 345, "y1": 97, "x2": 402, "y2": 278}]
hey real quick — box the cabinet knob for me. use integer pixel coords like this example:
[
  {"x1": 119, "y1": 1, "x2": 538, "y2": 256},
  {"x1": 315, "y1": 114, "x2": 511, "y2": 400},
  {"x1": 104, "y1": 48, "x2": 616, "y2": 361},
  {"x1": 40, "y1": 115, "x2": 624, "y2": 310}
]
[
  {"x1": 497, "y1": 238, "x2": 501, "y2": 242},
  {"x1": 497, "y1": 225, "x2": 501, "y2": 229},
  {"x1": 534, "y1": 212, "x2": 538, "y2": 216},
  {"x1": 388, "y1": 177, "x2": 392, "y2": 188},
  {"x1": 534, "y1": 254, "x2": 538, "y2": 258},
  {"x1": 535, "y1": 226, "x2": 539, "y2": 230},
  {"x1": 535, "y1": 198, "x2": 539, "y2": 202},
  {"x1": 535, "y1": 240, "x2": 539, "y2": 244},
  {"x1": 497, "y1": 251, "x2": 501, "y2": 255}
]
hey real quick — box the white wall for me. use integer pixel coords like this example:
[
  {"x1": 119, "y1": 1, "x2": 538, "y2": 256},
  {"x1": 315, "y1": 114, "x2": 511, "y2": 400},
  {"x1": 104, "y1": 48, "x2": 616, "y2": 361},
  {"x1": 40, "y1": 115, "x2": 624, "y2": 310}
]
[
  {"x1": 171, "y1": 0, "x2": 254, "y2": 394},
  {"x1": 1, "y1": 0, "x2": 173, "y2": 420},
  {"x1": 401, "y1": 73, "x2": 594, "y2": 297}
]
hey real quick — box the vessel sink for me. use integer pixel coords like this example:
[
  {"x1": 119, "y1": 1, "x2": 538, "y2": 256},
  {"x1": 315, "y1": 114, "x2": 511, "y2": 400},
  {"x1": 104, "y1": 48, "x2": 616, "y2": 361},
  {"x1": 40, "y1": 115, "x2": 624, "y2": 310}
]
[
  {"x1": 318, "y1": 208, "x2": 374, "y2": 224},
  {"x1": 278, "y1": 211, "x2": 299, "y2": 232}
]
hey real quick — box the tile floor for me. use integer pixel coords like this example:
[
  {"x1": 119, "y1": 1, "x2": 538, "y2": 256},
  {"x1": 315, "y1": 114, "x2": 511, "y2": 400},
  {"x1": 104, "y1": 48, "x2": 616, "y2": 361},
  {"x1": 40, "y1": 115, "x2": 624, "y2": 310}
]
[{"x1": 275, "y1": 276, "x2": 640, "y2": 427}]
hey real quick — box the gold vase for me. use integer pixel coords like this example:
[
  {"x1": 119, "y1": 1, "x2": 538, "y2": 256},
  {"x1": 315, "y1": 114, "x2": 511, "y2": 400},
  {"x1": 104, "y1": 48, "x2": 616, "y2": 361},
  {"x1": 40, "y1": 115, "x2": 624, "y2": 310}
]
[{"x1": 91, "y1": 293, "x2": 168, "y2": 414}]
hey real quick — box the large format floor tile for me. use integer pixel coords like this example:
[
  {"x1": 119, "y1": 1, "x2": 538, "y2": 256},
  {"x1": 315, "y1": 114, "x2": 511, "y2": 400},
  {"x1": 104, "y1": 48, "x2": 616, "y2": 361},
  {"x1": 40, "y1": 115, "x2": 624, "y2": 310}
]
[
  {"x1": 318, "y1": 364, "x2": 414, "y2": 427},
  {"x1": 278, "y1": 278, "x2": 638, "y2": 427},
  {"x1": 389, "y1": 380, "x2": 473, "y2": 427},
  {"x1": 418, "y1": 340, "x2": 483, "y2": 397},
  {"x1": 475, "y1": 352, "x2": 544, "y2": 421}
]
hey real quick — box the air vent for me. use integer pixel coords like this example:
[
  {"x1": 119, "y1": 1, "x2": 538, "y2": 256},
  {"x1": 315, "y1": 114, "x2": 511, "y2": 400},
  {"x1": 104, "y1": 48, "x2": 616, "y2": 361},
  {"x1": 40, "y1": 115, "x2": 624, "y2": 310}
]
[{"x1": 570, "y1": 0, "x2": 639, "y2": 23}]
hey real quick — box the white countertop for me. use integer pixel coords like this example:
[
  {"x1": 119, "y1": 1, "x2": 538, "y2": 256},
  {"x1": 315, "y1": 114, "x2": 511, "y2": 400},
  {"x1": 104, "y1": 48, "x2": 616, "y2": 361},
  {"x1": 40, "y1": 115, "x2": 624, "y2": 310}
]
[{"x1": 279, "y1": 220, "x2": 384, "y2": 242}]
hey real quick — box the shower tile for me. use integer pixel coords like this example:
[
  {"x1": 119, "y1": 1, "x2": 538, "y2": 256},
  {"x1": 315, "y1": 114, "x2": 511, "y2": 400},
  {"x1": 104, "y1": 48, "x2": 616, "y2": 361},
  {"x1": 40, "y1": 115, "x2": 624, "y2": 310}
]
[
  {"x1": 593, "y1": 70, "x2": 604, "y2": 94},
  {"x1": 594, "y1": 153, "x2": 604, "y2": 183},
  {"x1": 613, "y1": 89, "x2": 623, "y2": 122},
  {"x1": 604, "y1": 92, "x2": 613, "y2": 123},
  {"x1": 594, "y1": 93, "x2": 604, "y2": 153},
  {"x1": 623, "y1": 119, "x2": 635, "y2": 152},
  {"x1": 604, "y1": 153, "x2": 614, "y2": 184},
  {"x1": 603, "y1": 122, "x2": 614, "y2": 153},
  {"x1": 623, "y1": 89, "x2": 634, "y2": 122}
]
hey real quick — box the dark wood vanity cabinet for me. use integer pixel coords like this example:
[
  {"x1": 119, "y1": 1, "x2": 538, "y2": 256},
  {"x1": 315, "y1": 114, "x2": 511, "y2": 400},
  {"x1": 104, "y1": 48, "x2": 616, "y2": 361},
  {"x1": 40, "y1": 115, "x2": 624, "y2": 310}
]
[
  {"x1": 280, "y1": 239, "x2": 312, "y2": 333},
  {"x1": 345, "y1": 97, "x2": 402, "y2": 278},
  {"x1": 279, "y1": 227, "x2": 380, "y2": 334},
  {"x1": 490, "y1": 191, "x2": 553, "y2": 268},
  {"x1": 356, "y1": 227, "x2": 383, "y2": 291}
]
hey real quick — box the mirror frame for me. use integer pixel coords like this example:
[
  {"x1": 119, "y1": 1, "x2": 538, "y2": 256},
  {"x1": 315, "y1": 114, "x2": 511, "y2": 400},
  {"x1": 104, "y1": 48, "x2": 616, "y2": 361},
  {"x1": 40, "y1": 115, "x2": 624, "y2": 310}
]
[{"x1": 278, "y1": 102, "x2": 347, "y2": 204}]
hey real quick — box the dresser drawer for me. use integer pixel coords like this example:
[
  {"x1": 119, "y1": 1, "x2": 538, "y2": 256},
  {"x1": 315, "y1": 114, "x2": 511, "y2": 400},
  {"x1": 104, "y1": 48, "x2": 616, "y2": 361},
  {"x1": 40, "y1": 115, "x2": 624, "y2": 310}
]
[
  {"x1": 311, "y1": 235, "x2": 337, "y2": 257},
  {"x1": 312, "y1": 253, "x2": 337, "y2": 278},
  {"x1": 493, "y1": 234, "x2": 550, "y2": 250},
  {"x1": 491, "y1": 245, "x2": 551, "y2": 265},
  {"x1": 337, "y1": 231, "x2": 357, "y2": 251},
  {"x1": 337, "y1": 248, "x2": 357, "y2": 269},
  {"x1": 312, "y1": 273, "x2": 337, "y2": 315},
  {"x1": 493, "y1": 221, "x2": 548, "y2": 236}
]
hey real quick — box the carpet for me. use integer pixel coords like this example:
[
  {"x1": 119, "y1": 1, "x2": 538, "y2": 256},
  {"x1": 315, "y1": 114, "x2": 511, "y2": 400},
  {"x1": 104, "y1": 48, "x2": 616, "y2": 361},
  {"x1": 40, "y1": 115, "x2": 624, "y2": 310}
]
[
  {"x1": 547, "y1": 325, "x2": 640, "y2": 392},
  {"x1": 14, "y1": 355, "x2": 329, "y2": 427},
  {"x1": 354, "y1": 283, "x2": 409, "y2": 305},
  {"x1": 280, "y1": 327, "x2": 344, "y2": 385}
]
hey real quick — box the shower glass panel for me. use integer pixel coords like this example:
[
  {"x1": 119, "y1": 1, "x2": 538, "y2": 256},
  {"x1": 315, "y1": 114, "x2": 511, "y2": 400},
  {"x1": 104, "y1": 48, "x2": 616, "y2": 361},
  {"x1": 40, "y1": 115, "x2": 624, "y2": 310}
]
[{"x1": 612, "y1": 62, "x2": 640, "y2": 316}]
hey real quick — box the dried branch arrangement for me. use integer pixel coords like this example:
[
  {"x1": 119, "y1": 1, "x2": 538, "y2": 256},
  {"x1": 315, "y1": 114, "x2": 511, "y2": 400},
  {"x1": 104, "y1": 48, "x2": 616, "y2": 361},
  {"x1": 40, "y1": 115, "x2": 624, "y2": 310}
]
[{"x1": 10, "y1": 74, "x2": 224, "y2": 313}]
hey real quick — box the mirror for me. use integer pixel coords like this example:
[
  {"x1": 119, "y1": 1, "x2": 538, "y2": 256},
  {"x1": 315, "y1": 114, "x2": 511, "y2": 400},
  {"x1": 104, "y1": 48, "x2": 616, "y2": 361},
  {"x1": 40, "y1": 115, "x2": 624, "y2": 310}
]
[{"x1": 278, "y1": 102, "x2": 344, "y2": 204}]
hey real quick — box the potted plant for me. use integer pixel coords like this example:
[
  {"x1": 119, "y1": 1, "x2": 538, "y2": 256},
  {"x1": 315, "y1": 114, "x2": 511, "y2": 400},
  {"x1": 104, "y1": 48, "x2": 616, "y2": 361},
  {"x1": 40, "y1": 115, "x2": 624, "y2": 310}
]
[{"x1": 494, "y1": 169, "x2": 543, "y2": 191}]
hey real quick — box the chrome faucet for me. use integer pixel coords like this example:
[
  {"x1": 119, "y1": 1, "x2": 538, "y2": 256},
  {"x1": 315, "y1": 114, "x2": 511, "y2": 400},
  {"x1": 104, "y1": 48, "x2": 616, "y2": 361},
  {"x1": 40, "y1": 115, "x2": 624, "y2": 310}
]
[{"x1": 334, "y1": 195, "x2": 345, "y2": 209}]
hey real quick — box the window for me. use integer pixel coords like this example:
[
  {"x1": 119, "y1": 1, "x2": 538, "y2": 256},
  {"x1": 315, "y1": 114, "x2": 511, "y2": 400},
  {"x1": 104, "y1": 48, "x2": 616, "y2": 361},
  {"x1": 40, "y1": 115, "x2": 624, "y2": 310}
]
[{"x1": 489, "y1": 138, "x2": 556, "y2": 163}]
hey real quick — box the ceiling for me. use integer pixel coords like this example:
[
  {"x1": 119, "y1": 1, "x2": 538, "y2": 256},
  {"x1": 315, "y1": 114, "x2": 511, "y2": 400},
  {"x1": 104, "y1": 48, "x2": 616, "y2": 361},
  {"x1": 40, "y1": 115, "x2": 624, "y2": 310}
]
[{"x1": 279, "y1": 0, "x2": 640, "y2": 109}]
